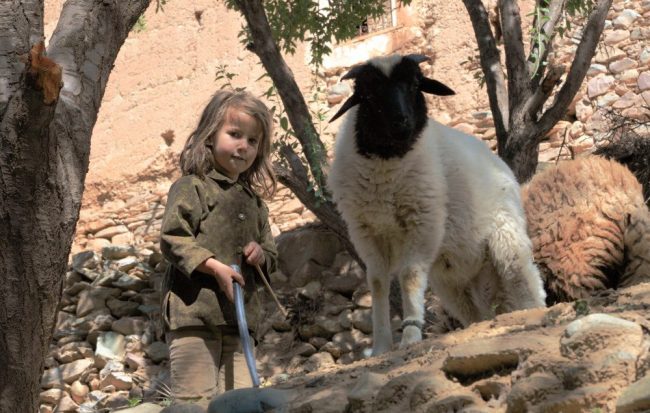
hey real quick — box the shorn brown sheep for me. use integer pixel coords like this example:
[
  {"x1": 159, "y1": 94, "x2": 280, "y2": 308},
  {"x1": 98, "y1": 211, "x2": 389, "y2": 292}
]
[{"x1": 522, "y1": 156, "x2": 650, "y2": 304}]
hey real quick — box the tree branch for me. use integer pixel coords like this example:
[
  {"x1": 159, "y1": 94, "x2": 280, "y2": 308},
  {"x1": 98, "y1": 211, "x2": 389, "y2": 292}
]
[
  {"x1": 524, "y1": 63, "x2": 565, "y2": 120},
  {"x1": 536, "y1": 0, "x2": 612, "y2": 135},
  {"x1": 528, "y1": 0, "x2": 566, "y2": 88},
  {"x1": 273, "y1": 152, "x2": 362, "y2": 266},
  {"x1": 461, "y1": 0, "x2": 510, "y2": 141},
  {"x1": 500, "y1": 0, "x2": 530, "y2": 112},
  {"x1": 233, "y1": 0, "x2": 329, "y2": 195}
]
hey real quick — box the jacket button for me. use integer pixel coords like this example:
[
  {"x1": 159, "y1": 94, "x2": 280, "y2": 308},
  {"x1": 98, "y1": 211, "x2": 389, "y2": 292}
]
[
  {"x1": 236, "y1": 246, "x2": 243, "y2": 253},
  {"x1": 238, "y1": 213, "x2": 245, "y2": 221}
]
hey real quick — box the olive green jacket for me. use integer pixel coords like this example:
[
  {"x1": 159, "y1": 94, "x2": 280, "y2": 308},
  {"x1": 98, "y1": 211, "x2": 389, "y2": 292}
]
[{"x1": 160, "y1": 169, "x2": 277, "y2": 338}]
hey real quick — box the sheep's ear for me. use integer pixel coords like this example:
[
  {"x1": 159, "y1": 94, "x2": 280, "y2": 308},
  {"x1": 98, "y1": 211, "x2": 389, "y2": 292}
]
[
  {"x1": 420, "y1": 78, "x2": 456, "y2": 96},
  {"x1": 404, "y1": 54, "x2": 431, "y2": 64},
  {"x1": 341, "y1": 65, "x2": 365, "y2": 81},
  {"x1": 329, "y1": 94, "x2": 360, "y2": 123}
]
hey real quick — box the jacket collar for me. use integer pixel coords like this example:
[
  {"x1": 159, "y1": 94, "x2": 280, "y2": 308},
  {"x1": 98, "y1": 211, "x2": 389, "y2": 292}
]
[{"x1": 206, "y1": 169, "x2": 255, "y2": 198}]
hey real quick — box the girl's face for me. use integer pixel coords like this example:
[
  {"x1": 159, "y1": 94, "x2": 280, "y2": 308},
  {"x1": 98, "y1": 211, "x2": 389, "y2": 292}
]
[{"x1": 211, "y1": 108, "x2": 261, "y2": 180}]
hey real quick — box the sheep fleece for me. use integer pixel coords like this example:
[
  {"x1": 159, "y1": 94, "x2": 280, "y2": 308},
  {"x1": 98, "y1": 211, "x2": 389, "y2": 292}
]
[
  {"x1": 329, "y1": 109, "x2": 546, "y2": 328},
  {"x1": 522, "y1": 156, "x2": 650, "y2": 302}
]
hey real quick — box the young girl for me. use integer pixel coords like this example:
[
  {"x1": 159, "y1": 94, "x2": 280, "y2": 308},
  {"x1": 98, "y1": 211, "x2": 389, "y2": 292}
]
[{"x1": 160, "y1": 89, "x2": 278, "y2": 406}]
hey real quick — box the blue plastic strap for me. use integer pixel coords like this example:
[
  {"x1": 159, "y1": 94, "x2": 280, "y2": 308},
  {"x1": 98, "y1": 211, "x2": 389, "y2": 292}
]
[{"x1": 231, "y1": 264, "x2": 260, "y2": 388}]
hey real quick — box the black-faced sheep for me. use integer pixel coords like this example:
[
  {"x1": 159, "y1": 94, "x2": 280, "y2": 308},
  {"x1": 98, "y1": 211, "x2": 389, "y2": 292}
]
[
  {"x1": 328, "y1": 54, "x2": 546, "y2": 356},
  {"x1": 522, "y1": 156, "x2": 650, "y2": 303}
]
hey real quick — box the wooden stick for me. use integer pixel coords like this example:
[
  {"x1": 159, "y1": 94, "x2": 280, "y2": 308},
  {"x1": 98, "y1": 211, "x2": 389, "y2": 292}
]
[{"x1": 254, "y1": 264, "x2": 288, "y2": 318}]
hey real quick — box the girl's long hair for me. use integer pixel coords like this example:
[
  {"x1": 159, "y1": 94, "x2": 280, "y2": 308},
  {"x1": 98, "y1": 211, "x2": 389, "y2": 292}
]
[{"x1": 179, "y1": 89, "x2": 277, "y2": 198}]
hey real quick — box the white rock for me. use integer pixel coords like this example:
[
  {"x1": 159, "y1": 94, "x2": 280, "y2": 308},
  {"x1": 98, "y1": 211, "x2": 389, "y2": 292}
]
[
  {"x1": 613, "y1": 9, "x2": 641, "y2": 28},
  {"x1": 587, "y1": 75, "x2": 615, "y2": 98}
]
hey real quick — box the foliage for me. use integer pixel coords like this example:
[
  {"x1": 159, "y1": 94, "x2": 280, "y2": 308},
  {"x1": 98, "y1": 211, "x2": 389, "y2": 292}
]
[
  {"x1": 225, "y1": 0, "x2": 412, "y2": 66},
  {"x1": 574, "y1": 299, "x2": 590, "y2": 316},
  {"x1": 528, "y1": 0, "x2": 595, "y2": 77},
  {"x1": 156, "y1": 0, "x2": 168, "y2": 13},
  {"x1": 132, "y1": 15, "x2": 147, "y2": 33},
  {"x1": 128, "y1": 397, "x2": 142, "y2": 407},
  {"x1": 460, "y1": 52, "x2": 486, "y2": 88}
]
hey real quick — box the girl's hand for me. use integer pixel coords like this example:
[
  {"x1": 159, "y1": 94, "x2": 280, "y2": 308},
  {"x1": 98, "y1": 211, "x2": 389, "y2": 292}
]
[
  {"x1": 243, "y1": 241, "x2": 266, "y2": 267},
  {"x1": 198, "y1": 258, "x2": 245, "y2": 302}
]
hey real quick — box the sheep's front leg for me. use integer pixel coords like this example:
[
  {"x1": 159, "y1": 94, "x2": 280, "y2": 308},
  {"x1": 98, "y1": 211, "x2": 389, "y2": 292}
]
[
  {"x1": 399, "y1": 265, "x2": 427, "y2": 347},
  {"x1": 368, "y1": 273, "x2": 392, "y2": 356}
]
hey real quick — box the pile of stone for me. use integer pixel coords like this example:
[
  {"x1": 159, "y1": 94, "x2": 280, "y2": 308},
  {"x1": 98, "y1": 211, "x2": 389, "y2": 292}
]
[
  {"x1": 40, "y1": 244, "x2": 169, "y2": 412},
  {"x1": 42, "y1": 220, "x2": 381, "y2": 412}
]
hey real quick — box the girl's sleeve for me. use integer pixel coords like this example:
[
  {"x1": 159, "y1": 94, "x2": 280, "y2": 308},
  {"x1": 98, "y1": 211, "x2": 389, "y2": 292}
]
[
  {"x1": 160, "y1": 176, "x2": 215, "y2": 277},
  {"x1": 259, "y1": 201, "x2": 278, "y2": 280}
]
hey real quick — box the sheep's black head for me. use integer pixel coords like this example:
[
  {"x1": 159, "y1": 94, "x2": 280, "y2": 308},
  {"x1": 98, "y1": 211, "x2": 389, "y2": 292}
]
[{"x1": 331, "y1": 54, "x2": 455, "y2": 159}]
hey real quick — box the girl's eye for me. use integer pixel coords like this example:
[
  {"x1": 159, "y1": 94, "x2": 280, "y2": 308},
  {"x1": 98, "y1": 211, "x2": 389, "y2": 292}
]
[{"x1": 229, "y1": 131, "x2": 241, "y2": 138}]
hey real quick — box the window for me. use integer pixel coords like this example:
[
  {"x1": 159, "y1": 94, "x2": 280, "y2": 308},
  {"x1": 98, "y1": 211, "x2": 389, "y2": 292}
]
[{"x1": 356, "y1": 0, "x2": 398, "y2": 36}]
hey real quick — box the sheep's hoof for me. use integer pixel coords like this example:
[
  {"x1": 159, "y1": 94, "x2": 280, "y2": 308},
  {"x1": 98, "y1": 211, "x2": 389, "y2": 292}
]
[{"x1": 400, "y1": 325, "x2": 423, "y2": 348}]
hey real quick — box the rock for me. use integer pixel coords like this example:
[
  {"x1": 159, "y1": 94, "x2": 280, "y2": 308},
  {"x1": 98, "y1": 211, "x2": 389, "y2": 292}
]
[
  {"x1": 106, "y1": 297, "x2": 140, "y2": 318},
  {"x1": 276, "y1": 226, "x2": 342, "y2": 281},
  {"x1": 604, "y1": 29, "x2": 630, "y2": 45},
  {"x1": 560, "y1": 313, "x2": 644, "y2": 359},
  {"x1": 347, "y1": 372, "x2": 389, "y2": 411},
  {"x1": 112, "y1": 316, "x2": 146, "y2": 336},
  {"x1": 616, "y1": 374, "x2": 650, "y2": 413},
  {"x1": 613, "y1": 9, "x2": 641, "y2": 28},
  {"x1": 53, "y1": 392, "x2": 79, "y2": 412},
  {"x1": 298, "y1": 280, "x2": 322, "y2": 301},
  {"x1": 114, "y1": 256, "x2": 140, "y2": 272},
  {"x1": 288, "y1": 259, "x2": 329, "y2": 288},
  {"x1": 538, "y1": 384, "x2": 609, "y2": 412},
  {"x1": 41, "y1": 358, "x2": 94, "y2": 389},
  {"x1": 145, "y1": 341, "x2": 169, "y2": 363},
  {"x1": 373, "y1": 371, "x2": 435, "y2": 412},
  {"x1": 587, "y1": 75, "x2": 616, "y2": 98},
  {"x1": 102, "y1": 245, "x2": 137, "y2": 260},
  {"x1": 638, "y1": 71, "x2": 650, "y2": 91},
  {"x1": 350, "y1": 308, "x2": 372, "y2": 334},
  {"x1": 76, "y1": 287, "x2": 121, "y2": 317},
  {"x1": 507, "y1": 372, "x2": 563, "y2": 413},
  {"x1": 100, "y1": 370, "x2": 133, "y2": 391},
  {"x1": 95, "y1": 331, "x2": 126, "y2": 366},
  {"x1": 70, "y1": 380, "x2": 90, "y2": 404},
  {"x1": 594, "y1": 46, "x2": 626, "y2": 64},
  {"x1": 609, "y1": 57, "x2": 638, "y2": 74},
  {"x1": 71, "y1": 251, "x2": 101, "y2": 272},
  {"x1": 94, "y1": 225, "x2": 129, "y2": 240},
  {"x1": 303, "y1": 351, "x2": 335, "y2": 372},
  {"x1": 85, "y1": 238, "x2": 112, "y2": 251},
  {"x1": 39, "y1": 388, "x2": 65, "y2": 404},
  {"x1": 113, "y1": 273, "x2": 148, "y2": 291}
]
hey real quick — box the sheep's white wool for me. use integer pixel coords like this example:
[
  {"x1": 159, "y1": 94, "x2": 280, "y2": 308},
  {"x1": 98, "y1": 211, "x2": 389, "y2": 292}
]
[
  {"x1": 329, "y1": 104, "x2": 546, "y2": 356},
  {"x1": 367, "y1": 54, "x2": 402, "y2": 77}
]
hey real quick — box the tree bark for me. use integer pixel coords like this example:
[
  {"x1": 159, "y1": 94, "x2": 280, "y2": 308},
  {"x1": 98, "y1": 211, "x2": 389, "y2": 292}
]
[{"x1": 0, "y1": 1, "x2": 150, "y2": 411}]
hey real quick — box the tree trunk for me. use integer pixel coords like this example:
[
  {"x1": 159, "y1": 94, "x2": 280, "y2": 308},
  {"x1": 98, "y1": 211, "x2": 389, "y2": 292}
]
[
  {"x1": 500, "y1": 129, "x2": 541, "y2": 182},
  {"x1": 0, "y1": 1, "x2": 150, "y2": 411}
]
